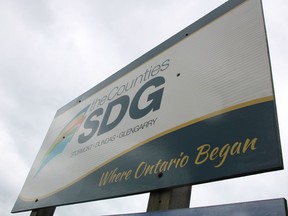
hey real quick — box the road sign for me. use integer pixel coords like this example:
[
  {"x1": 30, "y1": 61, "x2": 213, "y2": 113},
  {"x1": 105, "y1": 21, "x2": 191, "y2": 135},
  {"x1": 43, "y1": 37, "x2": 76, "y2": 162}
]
[{"x1": 13, "y1": 0, "x2": 283, "y2": 212}]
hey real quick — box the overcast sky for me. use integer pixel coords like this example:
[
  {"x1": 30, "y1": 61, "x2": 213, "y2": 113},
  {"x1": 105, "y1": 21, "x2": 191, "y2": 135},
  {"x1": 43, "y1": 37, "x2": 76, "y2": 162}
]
[{"x1": 1, "y1": 0, "x2": 287, "y2": 215}]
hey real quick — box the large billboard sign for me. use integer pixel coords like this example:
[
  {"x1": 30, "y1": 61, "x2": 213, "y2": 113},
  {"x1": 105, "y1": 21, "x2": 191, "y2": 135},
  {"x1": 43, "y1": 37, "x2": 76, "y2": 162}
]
[{"x1": 13, "y1": 0, "x2": 283, "y2": 213}]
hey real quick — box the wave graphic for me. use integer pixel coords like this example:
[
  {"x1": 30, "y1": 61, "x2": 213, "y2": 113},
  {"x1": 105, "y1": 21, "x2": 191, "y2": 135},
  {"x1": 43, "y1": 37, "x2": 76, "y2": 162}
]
[{"x1": 34, "y1": 105, "x2": 90, "y2": 176}]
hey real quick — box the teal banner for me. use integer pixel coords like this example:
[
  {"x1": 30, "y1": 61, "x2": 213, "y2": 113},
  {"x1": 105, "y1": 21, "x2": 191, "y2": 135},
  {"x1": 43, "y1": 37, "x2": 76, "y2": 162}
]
[{"x1": 13, "y1": 100, "x2": 283, "y2": 210}]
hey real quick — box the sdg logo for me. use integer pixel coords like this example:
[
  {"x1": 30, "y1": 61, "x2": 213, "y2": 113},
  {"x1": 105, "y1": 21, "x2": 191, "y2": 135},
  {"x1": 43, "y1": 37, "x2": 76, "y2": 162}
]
[{"x1": 34, "y1": 105, "x2": 90, "y2": 176}]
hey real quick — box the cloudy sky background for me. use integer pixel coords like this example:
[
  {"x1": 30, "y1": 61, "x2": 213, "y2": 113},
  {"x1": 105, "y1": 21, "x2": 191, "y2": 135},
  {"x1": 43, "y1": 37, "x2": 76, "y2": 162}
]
[{"x1": 1, "y1": 0, "x2": 287, "y2": 215}]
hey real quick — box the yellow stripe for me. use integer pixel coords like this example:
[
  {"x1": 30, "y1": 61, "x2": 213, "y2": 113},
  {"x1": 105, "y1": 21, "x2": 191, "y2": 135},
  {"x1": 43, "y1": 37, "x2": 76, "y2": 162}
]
[
  {"x1": 20, "y1": 96, "x2": 273, "y2": 201},
  {"x1": 94, "y1": 96, "x2": 274, "y2": 172}
]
